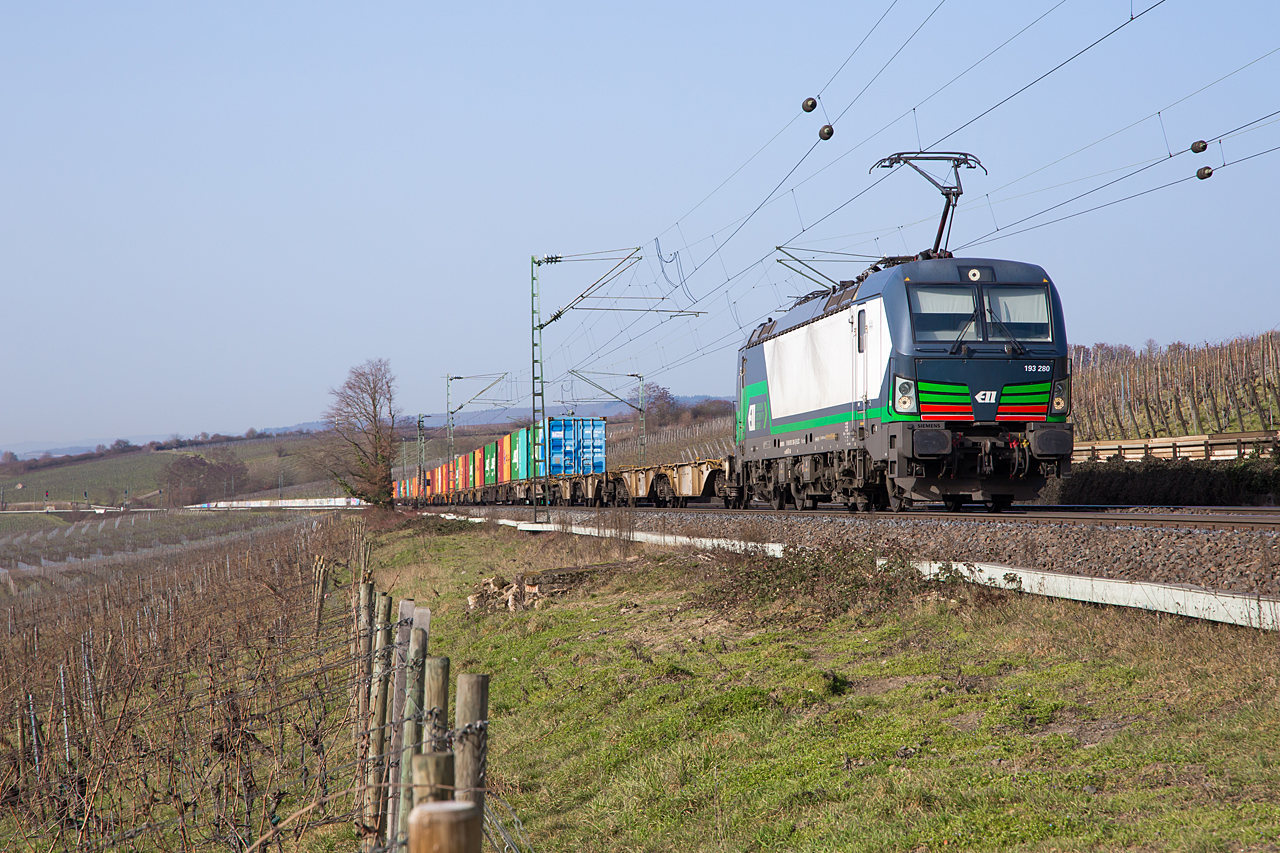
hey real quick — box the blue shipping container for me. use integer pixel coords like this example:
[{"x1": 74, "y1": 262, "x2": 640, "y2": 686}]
[
  {"x1": 575, "y1": 418, "x2": 606, "y2": 474},
  {"x1": 536, "y1": 417, "x2": 607, "y2": 478}
]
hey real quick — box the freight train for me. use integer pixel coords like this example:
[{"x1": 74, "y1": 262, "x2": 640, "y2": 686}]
[
  {"x1": 408, "y1": 254, "x2": 1073, "y2": 512},
  {"x1": 396, "y1": 417, "x2": 609, "y2": 506}
]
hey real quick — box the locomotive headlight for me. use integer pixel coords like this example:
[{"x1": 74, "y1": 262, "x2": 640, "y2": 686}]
[
  {"x1": 1051, "y1": 378, "x2": 1070, "y2": 415},
  {"x1": 893, "y1": 376, "x2": 918, "y2": 414}
]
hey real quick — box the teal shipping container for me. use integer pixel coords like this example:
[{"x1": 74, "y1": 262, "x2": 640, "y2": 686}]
[
  {"x1": 533, "y1": 421, "x2": 546, "y2": 478},
  {"x1": 511, "y1": 428, "x2": 529, "y2": 480}
]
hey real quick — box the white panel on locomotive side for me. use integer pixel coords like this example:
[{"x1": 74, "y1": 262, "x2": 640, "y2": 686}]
[{"x1": 761, "y1": 308, "x2": 855, "y2": 419}]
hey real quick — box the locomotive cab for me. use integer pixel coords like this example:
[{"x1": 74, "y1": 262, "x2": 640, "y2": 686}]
[
  {"x1": 731, "y1": 255, "x2": 1074, "y2": 512},
  {"x1": 880, "y1": 259, "x2": 1073, "y2": 509}
]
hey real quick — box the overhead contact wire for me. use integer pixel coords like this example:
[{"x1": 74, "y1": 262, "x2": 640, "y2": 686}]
[
  {"x1": 830, "y1": 0, "x2": 947, "y2": 127},
  {"x1": 929, "y1": 0, "x2": 1171, "y2": 148}
]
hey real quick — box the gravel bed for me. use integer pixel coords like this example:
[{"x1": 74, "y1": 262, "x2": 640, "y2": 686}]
[{"x1": 455, "y1": 505, "x2": 1278, "y2": 598}]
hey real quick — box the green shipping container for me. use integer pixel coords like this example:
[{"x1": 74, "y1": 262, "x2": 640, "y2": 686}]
[{"x1": 485, "y1": 442, "x2": 497, "y2": 485}]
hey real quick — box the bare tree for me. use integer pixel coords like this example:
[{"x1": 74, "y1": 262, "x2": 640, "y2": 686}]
[{"x1": 314, "y1": 358, "x2": 400, "y2": 507}]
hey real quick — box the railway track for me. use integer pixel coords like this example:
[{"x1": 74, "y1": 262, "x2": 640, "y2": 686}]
[{"x1": 460, "y1": 501, "x2": 1280, "y2": 533}]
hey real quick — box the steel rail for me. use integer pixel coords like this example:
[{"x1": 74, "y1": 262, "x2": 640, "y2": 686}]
[{"x1": 452, "y1": 502, "x2": 1280, "y2": 533}]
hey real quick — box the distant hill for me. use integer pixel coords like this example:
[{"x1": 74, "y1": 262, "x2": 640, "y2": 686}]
[
  {"x1": 4, "y1": 420, "x2": 326, "y2": 461},
  {"x1": 264, "y1": 421, "x2": 325, "y2": 434}
]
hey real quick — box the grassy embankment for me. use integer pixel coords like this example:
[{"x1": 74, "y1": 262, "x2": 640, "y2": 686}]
[
  {"x1": 364, "y1": 513, "x2": 1280, "y2": 852},
  {"x1": 0, "y1": 513, "x2": 69, "y2": 536},
  {"x1": 227, "y1": 435, "x2": 332, "y2": 498}
]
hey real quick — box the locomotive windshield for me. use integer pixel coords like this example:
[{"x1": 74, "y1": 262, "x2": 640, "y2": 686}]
[
  {"x1": 907, "y1": 285, "x2": 980, "y2": 342},
  {"x1": 984, "y1": 284, "x2": 1052, "y2": 342},
  {"x1": 908, "y1": 282, "x2": 1053, "y2": 343}
]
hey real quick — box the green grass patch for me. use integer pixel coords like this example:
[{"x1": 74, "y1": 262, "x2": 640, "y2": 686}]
[
  {"x1": 0, "y1": 513, "x2": 68, "y2": 535},
  {"x1": 366, "y1": 517, "x2": 1280, "y2": 852}
]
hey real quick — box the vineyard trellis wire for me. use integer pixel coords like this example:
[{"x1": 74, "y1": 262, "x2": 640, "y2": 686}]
[
  {"x1": 1071, "y1": 331, "x2": 1280, "y2": 442},
  {"x1": 0, "y1": 513, "x2": 370, "y2": 851}
]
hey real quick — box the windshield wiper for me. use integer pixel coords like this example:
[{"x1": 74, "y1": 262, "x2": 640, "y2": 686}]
[
  {"x1": 948, "y1": 309, "x2": 978, "y2": 354},
  {"x1": 986, "y1": 308, "x2": 1026, "y2": 355}
]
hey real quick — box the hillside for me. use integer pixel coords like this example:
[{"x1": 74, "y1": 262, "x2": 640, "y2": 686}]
[
  {"x1": 0, "y1": 434, "x2": 322, "y2": 507},
  {"x1": 1072, "y1": 332, "x2": 1279, "y2": 440}
]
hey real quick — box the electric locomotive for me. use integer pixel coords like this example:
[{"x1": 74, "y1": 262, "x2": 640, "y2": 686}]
[{"x1": 726, "y1": 252, "x2": 1073, "y2": 512}]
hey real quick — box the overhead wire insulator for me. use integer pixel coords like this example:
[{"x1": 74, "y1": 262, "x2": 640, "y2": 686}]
[
  {"x1": 802, "y1": 97, "x2": 817, "y2": 113},
  {"x1": 1196, "y1": 166, "x2": 1213, "y2": 180},
  {"x1": 1190, "y1": 140, "x2": 1208, "y2": 154},
  {"x1": 819, "y1": 124, "x2": 834, "y2": 141}
]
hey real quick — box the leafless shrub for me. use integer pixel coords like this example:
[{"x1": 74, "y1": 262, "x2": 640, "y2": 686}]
[{"x1": 698, "y1": 543, "x2": 929, "y2": 619}]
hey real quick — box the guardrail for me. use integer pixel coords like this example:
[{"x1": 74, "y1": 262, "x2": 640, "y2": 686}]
[{"x1": 1072, "y1": 430, "x2": 1279, "y2": 463}]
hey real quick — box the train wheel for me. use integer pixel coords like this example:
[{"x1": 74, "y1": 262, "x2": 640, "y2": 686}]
[
  {"x1": 771, "y1": 486, "x2": 786, "y2": 511},
  {"x1": 987, "y1": 496, "x2": 1013, "y2": 513},
  {"x1": 888, "y1": 490, "x2": 910, "y2": 513},
  {"x1": 944, "y1": 497, "x2": 965, "y2": 513}
]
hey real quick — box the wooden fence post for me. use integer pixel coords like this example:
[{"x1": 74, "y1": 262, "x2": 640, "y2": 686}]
[
  {"x1": 363, "y1": 593, "x2": 393, "y2": 844},
  {"x1": 14, "y1": 699, "x2": 26, "y2": 788},
  {"x1": 407, "y1": 801, "x2": 481, "y2": 853},
  {"x1": 413, "y1": 605, "x2": 432, "y2": 648},
  {"x1": 356, "y1": 582, "x2": 374, "y2": 766},
  {"x1": 384, "y1": 598, "x2": 415, "y2": 844},
  {"x1": 395, "y1": 626, "x2": 428, "y2": 847},
  {"x1": 455, "y1": 674, "x2": 489, "y2": 814},
  {"x1": 424, "y1": 657, "x2": 450, "y2": 751},
  {"x1": 312, "y1": 556, "x2": 329, "y2": 641},
  {"x1": 412, "y1": 752, "x2": 455, "y2": 804}
]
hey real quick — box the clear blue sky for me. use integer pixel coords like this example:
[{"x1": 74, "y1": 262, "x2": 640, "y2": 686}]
[{"x1": 2, "y1": 1, "x2": 1276, "y2": 449}]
